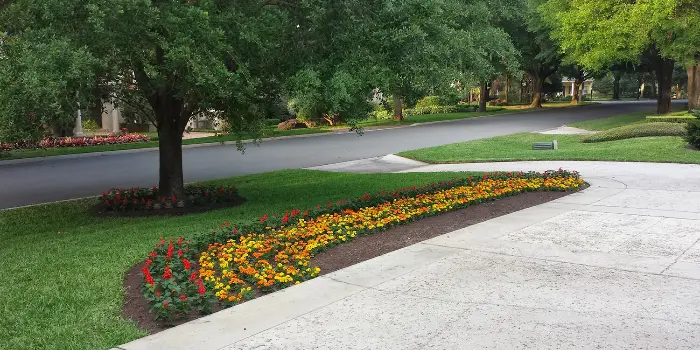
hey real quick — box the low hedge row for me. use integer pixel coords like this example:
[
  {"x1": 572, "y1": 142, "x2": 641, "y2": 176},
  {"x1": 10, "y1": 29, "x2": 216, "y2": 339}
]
[
  {"x1": 645, "y1": 114, "x2": 695, "y2": 123},
  {"x1": 581, "y1": 122, "x2": 686, "y2": 143}
]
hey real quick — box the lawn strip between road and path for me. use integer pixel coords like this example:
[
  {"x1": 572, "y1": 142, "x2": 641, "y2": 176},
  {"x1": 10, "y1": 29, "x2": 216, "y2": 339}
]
[{"x1": 398, "y1": 110, "x2": 700, "y2": 164}]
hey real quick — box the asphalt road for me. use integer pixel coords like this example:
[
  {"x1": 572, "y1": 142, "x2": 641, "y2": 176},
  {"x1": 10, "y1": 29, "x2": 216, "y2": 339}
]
[{"x1": 0, "y1": 101, "x2": 668, "y2": 209}]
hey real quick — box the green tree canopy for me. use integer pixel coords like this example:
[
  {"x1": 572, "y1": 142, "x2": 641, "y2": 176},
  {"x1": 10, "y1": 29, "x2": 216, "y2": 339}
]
[{"x1": 540, "y1": 0, "x2": 700, "y2": 111}]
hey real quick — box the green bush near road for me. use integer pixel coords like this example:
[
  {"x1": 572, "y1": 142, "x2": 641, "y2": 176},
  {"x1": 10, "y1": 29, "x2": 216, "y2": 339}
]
[{"x1": 581, "y1": 122, "x2": 686, "y2": 143}]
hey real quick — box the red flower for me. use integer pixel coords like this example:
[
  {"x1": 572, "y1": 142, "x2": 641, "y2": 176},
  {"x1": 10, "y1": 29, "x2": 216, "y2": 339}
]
[
  {"x1": 156, "y1": 291, "x2": 161, "y2": 297},
  {"x1": 282, "y1": 214, "x2": 289, "y2": 224},
  {"x1": 171, "y1": 195, "x2": 177, "y2": 203},
  {"x1": 163, "y1": 301, "x2": 168, "y2": 307},
  {"x1": 145, "y1": 259, "x2": 152, "y2": 266},
  {"x1": 259, "y1": 214, "x2": 268, "y2": 223},
  {"x1": 141, "y1": 266, "x2": 155, "y2": 285},
  {"x1": 182, "y1": 259, "x2": 191, "y2": 270},
  {"x1": 163, "y1": 266, "x2": 173, "y2": 280},
  {"x1": 224, "y1": 221, "x2": 230, "y2": 227},
  {"x1": 180, "y1": 295, "x2": 187, "y2": 301},
  {"x1": 178, "y1": 249, "x2": 183, "y2": 257},
  {"x1": 149, "y1": 251, "x2": 157, "y2": 258},
  {"x1": 189, "y1": 272, "x2": 197, "y2": 281},
  {"x1": 177, "y1": 236, "x2": 183, "y2": 245},
  {"x1": 166, "y1": 243, "x2": 174, "y2": 260},
  {"x1": 198, "y1": 281, "x2": 206, "y2": 295},
  {"x1": 218, "y1": 187, "x2": 224, "y2": 193}
]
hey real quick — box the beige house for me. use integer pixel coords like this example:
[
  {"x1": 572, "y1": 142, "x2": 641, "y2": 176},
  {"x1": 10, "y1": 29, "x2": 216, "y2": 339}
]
[{"x1": 562, "y1": 78, "x2": 594, "y2": 97}]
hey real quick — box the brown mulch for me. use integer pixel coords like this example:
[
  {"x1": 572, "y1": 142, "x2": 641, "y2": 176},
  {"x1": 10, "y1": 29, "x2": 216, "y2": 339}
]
[
  {"x1": 122, "y1": 189, "x2": 577, "y2": 334},
  {"x1": 91, "y1": 197, "x2": 246, "y2": 218}
]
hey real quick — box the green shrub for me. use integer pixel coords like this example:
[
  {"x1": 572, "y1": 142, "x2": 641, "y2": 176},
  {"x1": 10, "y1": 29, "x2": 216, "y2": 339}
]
[
  {"x1": 645, "y1": 114, "x2": 695, "y2": 123},
  {"x1": 82, "y1": 119, "x2": 100, "y2": 132},
  {"x1": 685, "y1": 119, "x2": 700, "y2": 149},
  {"x1": 265, "y1": 118, "x2": 281, "y2": 126},
  {"x1": 582, "y1": 122, "x2": 686, "y2": 143},
  {"x1": 415, "y1": 96, "x2": 441, "y2": 109}
]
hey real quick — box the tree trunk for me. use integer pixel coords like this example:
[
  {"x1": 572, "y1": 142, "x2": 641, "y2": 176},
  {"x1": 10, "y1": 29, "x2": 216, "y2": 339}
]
[
  {"x1": 157, "y1": 115, "x2": 185, "y2": 201},
  {"x1": 504, "y1": 75, "x2": 510, "y2": 104},
  {"x1": 688, "y1": 64, "x2": 700, "y2": 111},
  {"x1": 612, "y1": 71, "x2": 621, "y2": 100},
  {"x1": 529, "y1": 75, "x2": 543, "y2": 108},
  {"x1": 655, "y1": 57, "x2": 674, "y2": 114},
  {"x1": 571, "y1": 78, "x2": 583, "y2": 105},
  {"x1": 479, "y1": 81, "x2": 488, "y2": 112},
  {"x1": 393, "y1": 93, "x2": 403, "y2": 121}
]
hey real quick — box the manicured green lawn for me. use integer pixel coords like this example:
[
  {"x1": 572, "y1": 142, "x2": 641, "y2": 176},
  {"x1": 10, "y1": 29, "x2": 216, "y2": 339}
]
[
  {"x1": 0, "y1": 170, "x2": 478, "y2": 350},
  {"x1": 569, "y1": 110, "x2": 690, "y2": 131},
  {"x1": 399, "y1": 109, "x2": 699, "y2": 164},
  {"x1": 0, "y1": 128, "x2": 330, "y2": 160},
  {"x1": 399, "y1": 133, "x2": 700, "y2": 164}
]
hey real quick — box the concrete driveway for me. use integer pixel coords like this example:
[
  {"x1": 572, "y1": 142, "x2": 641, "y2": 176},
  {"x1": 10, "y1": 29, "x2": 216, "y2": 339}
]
[{"x1": 117, "y1": 161, "x2": 700, "y2": 350}]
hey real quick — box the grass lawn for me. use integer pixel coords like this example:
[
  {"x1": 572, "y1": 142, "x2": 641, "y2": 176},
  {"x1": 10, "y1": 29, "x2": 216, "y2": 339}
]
[
  {"x1": 0, "y1": 169, "x2": 479, "y2": 350},
  {"x1": 0, "y1": 128, "x2": 329, "y2": 160},
  {"x1": 399, "y1": 110, "x2": 700, "y2": 164}
]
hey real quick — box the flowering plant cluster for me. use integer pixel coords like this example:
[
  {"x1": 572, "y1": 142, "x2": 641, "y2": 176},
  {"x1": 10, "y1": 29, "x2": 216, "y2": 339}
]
[
  {"x1": 101, "y1": 184, "x2": 240, "y2": 211},
  {"x1": 0, "y1": 132, "x2": 150, "y2": 151},
  {"x1": 140, "y1": 170, "x2": 584, "y2": 321}
]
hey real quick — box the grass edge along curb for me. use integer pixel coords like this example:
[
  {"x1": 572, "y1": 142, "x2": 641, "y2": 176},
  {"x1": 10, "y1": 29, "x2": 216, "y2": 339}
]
[{"x1": 139, "y1": 170, "x2": 584, "y2": 323}]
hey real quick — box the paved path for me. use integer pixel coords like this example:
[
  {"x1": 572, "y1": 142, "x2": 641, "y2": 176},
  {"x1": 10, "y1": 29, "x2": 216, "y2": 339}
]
[
  {"x1": 117, "y1": 161, "x2": 700, "y2": 350},
  {"x1": 0, "y1": 101, "x2": 664, "y2": 209}
]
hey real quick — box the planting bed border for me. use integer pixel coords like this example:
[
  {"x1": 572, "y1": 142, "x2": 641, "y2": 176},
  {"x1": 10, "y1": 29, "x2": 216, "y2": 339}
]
[
  {"x1": 122, "y1": 184, "x2": 585, "y2": 334},
  {"x1": 90, "y1": 197, "x2": 246, "y2": 218}
]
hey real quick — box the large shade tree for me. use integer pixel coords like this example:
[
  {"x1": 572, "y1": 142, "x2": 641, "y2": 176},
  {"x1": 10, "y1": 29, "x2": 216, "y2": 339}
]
[
  {"x1": 0, "y1": 0, "x2": 315, "y2": 199},
  {"x1": 372, "y1": 0, "x2": 519, "y2": 120},
  {"x1": 503, "y1": 0, "x2": 561, "y2": 108},
  {"x1": 541, "y1": 0, "x2": 700, "y2": 112}
]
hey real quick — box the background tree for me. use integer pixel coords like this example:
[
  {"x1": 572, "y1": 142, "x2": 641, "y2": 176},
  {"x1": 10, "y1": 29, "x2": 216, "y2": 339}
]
[
  {"x1": 541, "y1": 0, "x2": 699, "y2": 112},
  {"x1": 504, "y1": 0, "x2": 561, "y2": 108},
  {"x1": 373, "y1": 0, "x2": 519, "y2": 119},
  {"x1": 0, "y1": 0, "x2": 304, "y2": 200}
]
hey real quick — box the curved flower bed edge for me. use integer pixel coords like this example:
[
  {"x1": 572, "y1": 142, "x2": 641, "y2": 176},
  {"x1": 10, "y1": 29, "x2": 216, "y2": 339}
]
[{"x1": 139, "y1": 170, "x2": 584, "y2": 322}]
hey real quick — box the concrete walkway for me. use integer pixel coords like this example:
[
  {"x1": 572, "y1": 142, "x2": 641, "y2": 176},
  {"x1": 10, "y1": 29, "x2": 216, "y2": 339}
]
[{"x1": 117, "y1": 160, "x2": 700, "y2": 350}]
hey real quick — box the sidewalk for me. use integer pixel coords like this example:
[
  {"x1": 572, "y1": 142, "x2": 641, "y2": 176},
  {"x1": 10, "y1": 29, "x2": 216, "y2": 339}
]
[{"x1": 116, "y1": 160, "x2": 700, "y2": 350}]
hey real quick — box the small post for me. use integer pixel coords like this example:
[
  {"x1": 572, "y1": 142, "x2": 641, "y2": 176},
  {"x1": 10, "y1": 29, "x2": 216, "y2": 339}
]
[
  {"x1": 553, "y1": 139, "x2": 558, "y2": 150},
  {"x1": 74, "y1": 102, "x2": 85, "y2": 137}
]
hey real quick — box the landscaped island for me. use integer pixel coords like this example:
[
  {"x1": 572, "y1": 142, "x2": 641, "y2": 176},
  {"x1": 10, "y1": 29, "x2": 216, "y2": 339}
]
[{"x1": 133, "y1": 170, "x2": 584, "y2": 326}]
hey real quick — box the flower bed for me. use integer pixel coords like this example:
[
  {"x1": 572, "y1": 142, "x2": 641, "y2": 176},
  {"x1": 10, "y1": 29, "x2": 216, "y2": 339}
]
[
  {"x1": 0, "y1": 132, "x2": 150, "y2": 151},
  {"x1": 101, "y1": 184, "x2": 241, "y2": 212},
  {"x1": 139, "y1": 170, "x2": 584, "y2": 322}
]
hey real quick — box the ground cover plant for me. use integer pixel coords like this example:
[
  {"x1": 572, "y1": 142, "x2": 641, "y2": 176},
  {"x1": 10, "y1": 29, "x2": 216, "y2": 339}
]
[
  {"x1": 138, "y1": 170, "x2": 584, "y2": 323},
  {"x1": 0, "y1": 132, "x2": 150, "y2": 151},
  {"x1": 100, "y1": 184, "x2": 242, "y2": 213}
]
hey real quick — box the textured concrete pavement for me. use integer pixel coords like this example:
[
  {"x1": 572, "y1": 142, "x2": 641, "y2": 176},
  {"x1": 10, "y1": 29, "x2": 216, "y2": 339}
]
[
  {"x1": 0, "y1": 101, "x2": 663, "y2": 209},
  {"x1": 117, "y1": 161, "x2": 700, "y2": 350}
]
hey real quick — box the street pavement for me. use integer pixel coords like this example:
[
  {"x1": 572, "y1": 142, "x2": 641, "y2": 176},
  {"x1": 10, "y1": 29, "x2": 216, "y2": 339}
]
[
  {"x1": 0, "y1": 101, "x2": 666, "y2": 209},
  {"x1": 116, "y1": 160, "x2": 700, "y2": 350}
]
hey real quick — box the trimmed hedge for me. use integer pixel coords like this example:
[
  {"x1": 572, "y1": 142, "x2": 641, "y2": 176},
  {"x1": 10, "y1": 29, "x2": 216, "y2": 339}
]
[
  {"x1": 645, "y1": 114, "x2": 695, "y2": 123},
  {"x1": 581, "y1": 122, "x2": 686, "y2": 143}
]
